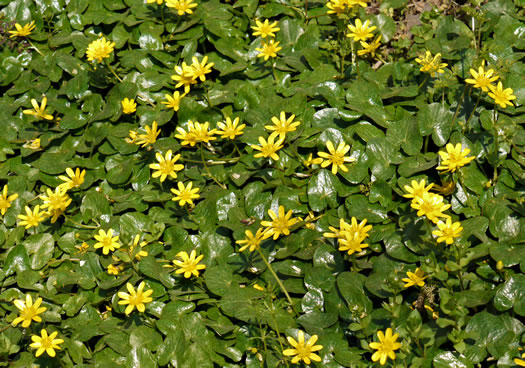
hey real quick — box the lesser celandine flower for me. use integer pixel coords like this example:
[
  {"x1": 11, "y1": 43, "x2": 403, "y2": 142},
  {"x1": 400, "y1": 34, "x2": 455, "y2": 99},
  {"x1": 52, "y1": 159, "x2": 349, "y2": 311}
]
[
  {"x1": 515, "y1": 351, "x2": 525, "y2": 367},
  {"x1": 129, "y1": 234, "x2": 149, "y2": 260},
  {"x1": 192, "y1": 121, "x2": 217, "y2": 143},
  {"x1": 149, "y1": 150, "x2": 184, "y2": 182},
  {"x1": 190, "y1": 55, "x2": 214, "y2": 82},
  {"x1": 415, "y1": 51, "x2": 448, "y2": 77},
  {"x1": 12, "y1": 294, "x2": 47, "y2": 328},
  {"x1": 251, "y1": 134, "x2": 285, "y2": 161},
  {"x1": 30, "y1": 329, "x2": 64, "y2": 358},
  {"x1": 94, "y1": 229, "x2": 121, "y2": 255},
  {"x1": 256, "y1": 40, "x2": 282, "y2": 61},
  {"x1": 8, "y1": 21, "x2": 36, "y2": 38},
  {"x1": 166, "y1": 0, "x2": 198, "y2": 15},
  {"x1": 347, "y1": 19, "x2": 376, "y2": 41},
  {"x1": 369, "y1": 328, "x2": 401, "y2": 366},
  {"x1": 251, "y1": 19, "x2": 280, "y2": 38},
  {"x1": 121, "y1": 98, "x2": 136, "y2": 114},
  {"x1": 358, "y1": 35, "x2": 382, "y2": 57},
  {"x1": 162, "y1": 91, "x2": 184, "y2": 111},
  {"x1": 107, "y1": 264, "x2": 122, "y2": 275},
  {"x1": 410, "y1": 192, "x2": 451, "y2": 224},
  {"x1": 175, "y1": 121, "x2": 198, "y2": 146},
  {"x1": 465, "y1": 63, "x2": 498, "y2": 92},
  {"x1": 117, "y1": 281, "x2": 154, "y2": 315},
  {"x1": 40, "y1": 187, "x2": 72, "y2": 223},
  {"x1": 402, "y1": 268, "x2": 427, "y2": 288},
  {"x1": 318, "y1": 140, "x2": 356, "y2": 175},
  {"x1": 18, "y1": 205, "x2": 47, "y2": 229},
  {"x1": 236, "y1": 228, "x2": 266, "y2": 252},
  {"x1": 217, "y1": 117, "x2": 245, "y2": 140},
  {"x1": 86, "y1": 37, "x2": 115, "y2": 63},
  {"x1": 171, "y1": 181, "x2": 200, "y2": 206},
  {"x1": 432, "y1": 218, "x2": 463, "y2": 244},
  {"x1": 58, "y1": 167, "x2": 86, "y2": 191},
  {"x1": 260, "y1": 205, "x2": 298, "y2": 240},
  {"x1": 488, "y1": 81, "x2": 516, "y2": 108},
  {"x1": 326, "y1": 0, "x2": 347, "y2": 15},
  {"x1": 171, "y1": 62, "x2": 197, "y2": 93},
  {"x1": 342, "y1": 217, "x2": 373, "y2": 242},
  {"x1": 283, "y1": 330, "x2": 323, "y2": 365},
  {"x1": 0, "y1": 184, "x2": 18, "y2": 216},
  {"x1": 23, "y1": 138, "x2": 41, "y2": 150},
  {"x1": 403, "y1": 179, "x2": 434, "y2": 202},
  {"x1": 303, "y1": 153, "x2": 323, "y2": 168},
  {"x1": 265, "y1": 111, "x2": 301, "y2": 140},
  {"x1": 23, "y1": 96, "x2": 54, "y2": 121},
  {"x1": 136, "y1": 121, "x2": 161, "y2": 148},
  {"x1": 338, "y1": 231, "x2": 369, "y2": 255},
  {"x1": 436, "y1": 143, "x2": 475, "y2": 173},
  {"x1": 171, "y1": 250, "x2": 206, "y2": 278}
]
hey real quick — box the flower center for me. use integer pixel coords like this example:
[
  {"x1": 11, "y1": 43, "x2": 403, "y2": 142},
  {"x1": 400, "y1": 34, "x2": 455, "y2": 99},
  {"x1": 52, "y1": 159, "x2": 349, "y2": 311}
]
[{"x1": 159, "y1": 160, "x2": 174, "y2": 174}]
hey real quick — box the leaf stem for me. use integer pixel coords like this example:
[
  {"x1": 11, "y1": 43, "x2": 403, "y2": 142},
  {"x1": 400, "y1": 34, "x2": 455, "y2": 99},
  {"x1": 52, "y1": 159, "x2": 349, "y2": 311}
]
[
  {"x1": 256, "y1": 248, "x2": 298, "y2": 316},
  {"x1": 200, "y1": 144, "x2": 227, "y2": 189},
  {"x1": 104, "y1": 59, "x2": 123, "y2": 83},
  {"x1": 63, "y1": 215, "x2": 99, "y2": 229}
]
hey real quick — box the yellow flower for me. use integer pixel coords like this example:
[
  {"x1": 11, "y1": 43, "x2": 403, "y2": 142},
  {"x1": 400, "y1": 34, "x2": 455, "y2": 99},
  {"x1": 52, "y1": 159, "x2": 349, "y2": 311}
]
[
  {"x1": 23, "y1": 138, "x2": 41, "y2": 150},
  {"x1": 171, "y1": 181, "x2": 200, "y2": 206},
  {"x1": 488, "y1": 81, "x2": 516, "y2": 109},
  {"x1": 217, "y1": 117, "x2": 245, "y2": 140},
  {"x1": 253, "y1": 284, "x2": 265, "y2": 291},
  {"x1": 8, "y1": 21, "x2": 36, "y2": 38},
  {"x1": 125, "y1": 130, "x2": 138, "y2": 144},
  {"x1": 94, "y1": 229, "x2": 121, "y2": 255},
  {"x1": 236, "y1": 228, "x2": 266, "y2": 252},
  {"x1": 283, "y1": 330, "x2": 323, "y2": 365},
  {"x1": 410, "y1": 192, "x2": 451, "y2": 224},
  {"x1": 432, "y1": 218, "x2": 463, "y2": 245},
  {"x1": 403, "y1": 179, "x2": 434, "y2": 202},
  {"x1": 338, "y1": 231, "x2": 369, "y2": 255},
  {"x1": 265, "y1": 111, "x2": 301, "y2": 140},
  {"x1": 192, "y1": 121, "x2": 217, "y2": 143},
  {"x1": 342, "y1": 217, "x2": 373, "y2": 242},
  {"x1": 323, "y1": 218, "x2": 348, "y2": 241},
  {"x1": 40, "y1": 187, "x2": 72, "y2": 223},
  {"x1": 172, "y1": 250, "x2": 206, "y2": 278},
  {"x1": 256, "y1": 40, "x2": 282, "y2": 61},
  {"x1": 162, "y1": 91, "x2": 184, "y2": 112},
  {"x1": 175, "y1": 121, "x2": 198, "y2": 146},
  {"x1": 117, "y1": 281, "x2": 154, "y2": 315},
  {"x1": 23, "y1": 96, "x2": 54, "y2": 121},
  {"x1": 76, "y1": 241, "x2": 89, "y2": 254},
  {"x1": 17, "y1": 205, "x2": 47, "y2": 229},
  {"x1": 515, "y1": 352, "x2": 525, "y2": 367},
  {"x1": 129, "y1": 234, "x2": 149, "y2": 260},
  {"x1": 347, "y1": 19, "x2": 376, "y2": 41},
  {"x1": 86, "y1": 37, "x2": 115, "y2": 63},
  {"x1": 318, "y1": 140, "x2": 356, "y2": 175},
  {"x1": 189, "y1": 55, "x2": 214, "y2": 82},
  {"x1": 326, "y1": 0, "x2": 347, "y2": 15},
  {"x1": 166, "y1": 0, "x2": 198, "y2": 15},
  {"x1": 58, "y1": 167, "x2": 86, "y2": 191},
  {"x1": 171, "y1": 62, "x2": 197, "y2": 94},
  {"x1": 30, "y1": 329, "x2": 64, "y2": 358},
  {"x1": 251, "y1": 19, "x2": 280, "y2": 38},
  {"x1": 136, "y1": 121, "x2": 161, "y2": 148},
  {"x1": 303, "y1": 153, "x2": 323, "y2": 168},
  {"x1": 0, "y1": 184, "x2": 18, "y2": 216},
  {"x1": 251, "y1": 134, "x2": 285, "y2": 161},
  {"x1": 149, "y1": 150, "x2": 184, "y2": 182},
  {"x1": 369, "y1": 328, "x2": 401, "y2": 366},
  {"x1": 12, "y1": 294, "x2": 47, "y2": 328},
  {"x1": 436, "y1": 143, "x2": 475, "y2": 173},
  {"x1": 358, "y1": 35, "x2": 381, "y2": 57},
  {"x1": 347, "y1": 0, "x2": 369, "y2": 7},
  {"x1": 465, "y1": 64, "x2": 498, "y2": 92},
  {"x1": 121, "y1": 98, "x2": 137, "y2": 114},
  {"x1": 402, "y1": 268, "x2": 427, "y2": 288},
  {"x1": 415, "y1": 51, "x2": 448, "y2": 77},
  {"x1": 107, "y1": 264, "x2": 122, "y2": 275},
  {"x1": 260, "y1": 205, "x2": 298, "y2": 240}
]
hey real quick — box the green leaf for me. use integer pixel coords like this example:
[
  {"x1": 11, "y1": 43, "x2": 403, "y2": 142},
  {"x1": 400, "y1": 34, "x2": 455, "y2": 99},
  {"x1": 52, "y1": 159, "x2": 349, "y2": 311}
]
[
  {"x1": 138, "y1": 257, "x2": 175, "y2": 288},
  {"x1": 336, "y1": 272, "x2": 372, "y2": 314},
  {"x1": 24, "y1": 233, "x2": 54, "y2": 270},
  {"x1": 417, "y1": 103, "x2": 454, "y2": 146},
  {"x1": 307, "y1": 170, "x2": 339, "y2": 212},
  {"x1": 4, "y1": 244, "x2": 30, "y2": 277},
  {"x1": 493, "y1": 274, "x2": 525, "y2": 316}
]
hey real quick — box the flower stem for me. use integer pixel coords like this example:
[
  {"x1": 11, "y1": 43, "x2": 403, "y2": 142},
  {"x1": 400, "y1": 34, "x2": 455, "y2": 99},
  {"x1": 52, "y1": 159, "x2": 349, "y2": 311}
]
[
  {"x1": 63, "y1": 215, "x2": 99, "y2": 229},
  {"x1": 200, "y1": 144, "x2": 227, "y2": 189},
  {"x1": 256, "y1": 248, "x2": 298, "y2": 315},
  {"x1": 104, "y1": 59, "x2": 123, "y2": 83},
  {"x1": 465, "y1": 92, "x2": 482, "y2": 129},
  {"x1": 27, "y1": 40, "x2": 44, "y2": 56}
]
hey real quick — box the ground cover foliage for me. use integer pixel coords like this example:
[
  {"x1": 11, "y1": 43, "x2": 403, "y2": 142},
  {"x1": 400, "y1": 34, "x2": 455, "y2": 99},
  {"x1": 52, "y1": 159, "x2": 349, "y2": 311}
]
[{"x1": 0, "y1": 0, "x2": 525, "y2": 366}]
